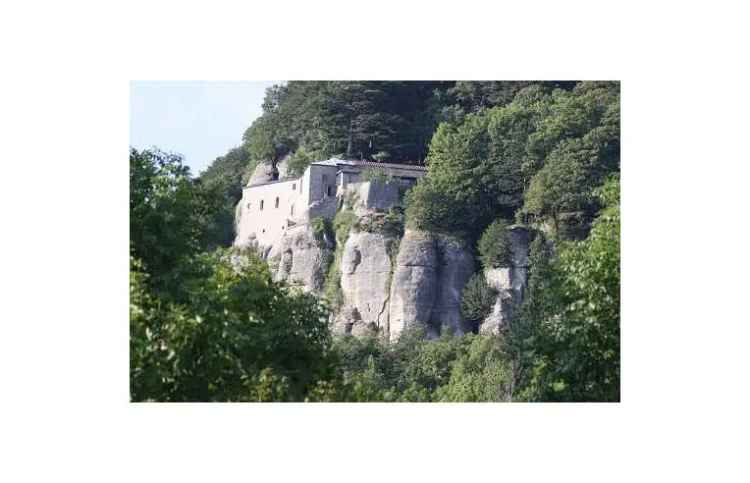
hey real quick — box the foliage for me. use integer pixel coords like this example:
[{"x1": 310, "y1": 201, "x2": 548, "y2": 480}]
[
  {"x1": 361, "y1": 167, "x2": 394, "y2": 183},
  {"x1": 286, "y1": 146, "x2": 318, "y2": 178},
  {"x1": 328, "y1": 329, "x2": 515, "y2": 402},
  {"x1": 460, "y1": 273, "x2": 498, "y2": 328},
  {"x1": 130, "y1": 250, "x2": 334, "y2": 402},
  {"x1": 514, "y1": 177, "x2": 620, "y2": 401},
  {"x1": 435, "y1": 335, "x2": 514, "y2": 402},
  {"x1": 323, "y1": 210, "x2": 358, "y2": 310},
  {"x1": 198, "y1": 146, "x2": 255, "y2": 247},
  {"x1": 130, "y1": 148, "x2": 222, "y2": 286},
  {"x1": 355, "y1": 206, "x2": 404, "y2": 237},
  {"x1": 310, "y1": 216, "x2": 333, "y2": 245},
  {"x1": 405, "y1": 82, "x2": 619, "y2": 243},
  {"x1": 131, "y1": 81, "x2": 620, "y2": 402},
  {"x1": 477, "y1": 218, "x2": 512, "y2": 269}
]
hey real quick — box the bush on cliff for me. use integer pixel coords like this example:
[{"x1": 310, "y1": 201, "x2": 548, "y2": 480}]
[
  {"x1": 477, "y1": 218, "x2": 513, "y2": 269},
  {"x1": 461, "y1": 273, "x2": 498, "y2": 329}
]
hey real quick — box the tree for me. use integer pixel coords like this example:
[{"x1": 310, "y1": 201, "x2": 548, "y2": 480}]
[
  {"x1": 198, "y1": 146, "x2": 256, "y2": 248},
  {"x1": 130, "y1": 249, "x2": 335, "y2": 402},
  {"x1": 519, "y1": 177, "x2": 620, "y2": 401},
  {"x1": 461, "y1": 273, "x2": 497, "y2": 330},
  {"x1": 130, "y1": 148, "x2": 215, "y2": 284},
  {"x1": 406, "y1": 86, "x2": 550, "y2": 239},
  {"x1": 521, "y1": 82, "x2": 620, "y2": 235},
  {"x1": 478, "y1": 218, "x2": 513, "y2": 269},
  {"x1": 435, "y1": 335, "x2": 514, "y2": 402}
]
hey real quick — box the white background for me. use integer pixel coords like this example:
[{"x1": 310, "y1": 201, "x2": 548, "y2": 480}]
[{"x1": 1, "y1": 1, "x2": 748, "y2": 481}]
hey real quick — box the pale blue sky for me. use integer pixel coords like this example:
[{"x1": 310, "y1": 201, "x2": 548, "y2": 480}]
[{"x1": 130, "y1": 81, "x2": 280, "y2": 175}]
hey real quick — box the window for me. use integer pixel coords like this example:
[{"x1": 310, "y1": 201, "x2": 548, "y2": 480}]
[
  {"x1": 275, "y1": 197, "x2": 280, "y2": 208},
  {"x1": 326, "y1": 185, "x2": 333, "y2": 197},
  {"x1": 292, "y1": 183, "x2": 296, "y2": 190},
  {"x1": 246, "y1": 202, "x2": 251, "y2": 211},
  {"x1": 260, "y1": 199, "x2": 264, "y2": 210},
  {"x1": 290, "y1": 204, "x2": 294, "y2": 215}
]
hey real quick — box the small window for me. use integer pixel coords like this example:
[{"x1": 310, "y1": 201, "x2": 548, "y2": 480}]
[
  {"x1": 292, "y1": 183, "x2": 296, "y2": 190},
  {"x1": 275, "y1": 197, "x2": 280, "y2": 208},
  {"x1": 290, "y1": 204, "x2": 294, "y2": 216},
  {"x1": 246, "y1": 202, "x2": 251, "y2": 211},
  {"x1": 260, "y1": 200, "x2": 264, "y2": 211},
  {"x1": 326, "y1": 185, "x2": 333, "y2": 197}
]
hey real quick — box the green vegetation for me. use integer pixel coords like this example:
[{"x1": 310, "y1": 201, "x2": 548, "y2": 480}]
[
  {"x1": 460, "y1": 273, "x2": 498, "y2": 329},
  {"x1": 478, "y1": 219, "x2": 512, "y2": 269},
  {"x1": 510, "y1": 176, "x2": 620, "y2": 402},
  {"x1": 325, "y1": 328, "x2": 515, "y2": 402},
  {"x1": 131, "y1": 81, "x2": 620, "y2": 402},
  {"x1": 323, "y1": 210, "x2": 358, "y2": 311},
  {"x1": 405, "y1": 82, "x2": 620, "y2": 242},
  {"x1": 361, "y1": 167, "x2": 395, "y2": 184}
]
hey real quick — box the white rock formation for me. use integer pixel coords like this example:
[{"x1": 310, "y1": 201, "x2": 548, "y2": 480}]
[
  {"x1": 480, "y1": 227, "x2": 531, "y2": 334},
  {"x1": 271, "y1": 224, "x2": 333, "y2": 294},
  {"x1": 339, "y1": 231, "x2": 394, "y2": 334}
]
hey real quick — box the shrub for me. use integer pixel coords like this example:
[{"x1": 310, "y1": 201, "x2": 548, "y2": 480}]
[
  {"x1": 435, "y1": 335, "x2": 513, "y2": 402},
  {"x1": 310, "y1": 216, "x2": 332, "y2": 245},
  {"x1": 130, "y1": 250, "x2": 334, "y2": 402},
  {"x1": 361, "y1": 167, "x2": 394, "y2": 184},
  {"x1": 323, "y1": 210, "x2": 358, "y2": 310},
  {"x1": 287, "y1": 147, "x2": 317, "y2": 177},
  {"x1": 460, "y1": 273, "x2": 498, "y2": 328},
  {"x1": 478, "y1": 218, "x2": 512, "y2": 269}
]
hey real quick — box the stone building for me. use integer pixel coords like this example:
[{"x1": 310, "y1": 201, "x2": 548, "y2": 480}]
[{"x1": 234, "y1": 158, "x2": 427, "y2": 251}]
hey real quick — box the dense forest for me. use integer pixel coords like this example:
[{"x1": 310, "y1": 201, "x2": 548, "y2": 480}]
[{"x1": 130, "y1": 81, "x2": 620, "y2": 402}]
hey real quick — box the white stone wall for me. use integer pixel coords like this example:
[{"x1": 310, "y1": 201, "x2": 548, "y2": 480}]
[
  {"x1": 234, "y1": 163, "x2": 342, "y2": 250},
  {"x1": 235, "y1": 178, "x2": 304, "y2": 248}
]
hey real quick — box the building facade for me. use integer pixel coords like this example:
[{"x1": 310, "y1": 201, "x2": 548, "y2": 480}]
[{"x1": 234, "y1": 158, "x2": 426, "y2": 249}]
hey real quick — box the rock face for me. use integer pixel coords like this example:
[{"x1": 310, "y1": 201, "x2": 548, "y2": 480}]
[
  {"x1": 480, "y1": 227, "x2": 531, "y2": 335},
  {"x1": 339, "y1": 231, "x2": 394, "y2": 334},
  {"x1": 388, "y1": 230, "x2": 438, "y2": 339},
  {"x1": 433, "y1": 236, "x2": 475, "y2": 336},
  {"x1": 271, "y1": 224, "x2": 332, "y2": 294},
  {"x1": 387, "y1": 230, "x2": 474, "y2": 341},
  {"x1": 350, "y1": 181, "x2": 400, "y2": 215}
]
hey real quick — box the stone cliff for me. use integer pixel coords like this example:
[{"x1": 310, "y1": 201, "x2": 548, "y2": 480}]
[{"x1": 234, "y1": 178, "x2": 529, "y2": 342}]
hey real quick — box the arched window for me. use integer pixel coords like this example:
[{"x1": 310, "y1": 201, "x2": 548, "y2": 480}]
[
  {"x1": 292, "y1": 183, "x2": 296, "y2": 190},
  {"x1": 326, "y1": 185, "x2": 333, "y2": 197},
  {"x1": 260, "y1": 199, "x2": 264, "y2": 211},
  {"x1": 290, "y1": 204, "x2": 294, "y2": 216},
  {"x1": 275, "y1": 197, "x2": 280, "y2": 208}
]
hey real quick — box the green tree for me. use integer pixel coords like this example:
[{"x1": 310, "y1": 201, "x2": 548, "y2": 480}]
[
  {"x1": 130, "y1": 148, "x2": 217, "y2": 284},
  {"x1": 477, "y1": 218, "x2": 513, "y2": 269},
  {"x1": 521, "y1": 177, "x2": 620, "y2": 401},
  {"x1": 461, "y1": 273, "x2": 497, "y2": 330},
  {"x1": 130, "y1": 249, "x2": 335, "y2": 402},
  {"x1": 435, "y1": 335, "x2": 514, "y2": 402}
]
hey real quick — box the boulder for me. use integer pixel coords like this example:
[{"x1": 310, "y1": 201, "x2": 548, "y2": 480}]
[
  {"x1": 272, "y1": 224, "x2": 333, "y2": 293},
  {"x1": 245, "y1": 162, "x2": 277, "y2": 187},
  {"x1": 480, "y1": 227, "x2": 531, "y2": 335},
  {"x1": 387, "y1": 230, "x2": 438, "y2": 340},
  {"x1": 432, "y1": 236, "x2": 475, "y2": 336},
  {"x1": 340, "y1": 231, "x2": 394, "y2": 333}
]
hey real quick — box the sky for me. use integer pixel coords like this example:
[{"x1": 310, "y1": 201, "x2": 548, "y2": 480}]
[{"x1": 130, "y1": 81, "x2": 279, "y2": 175}]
